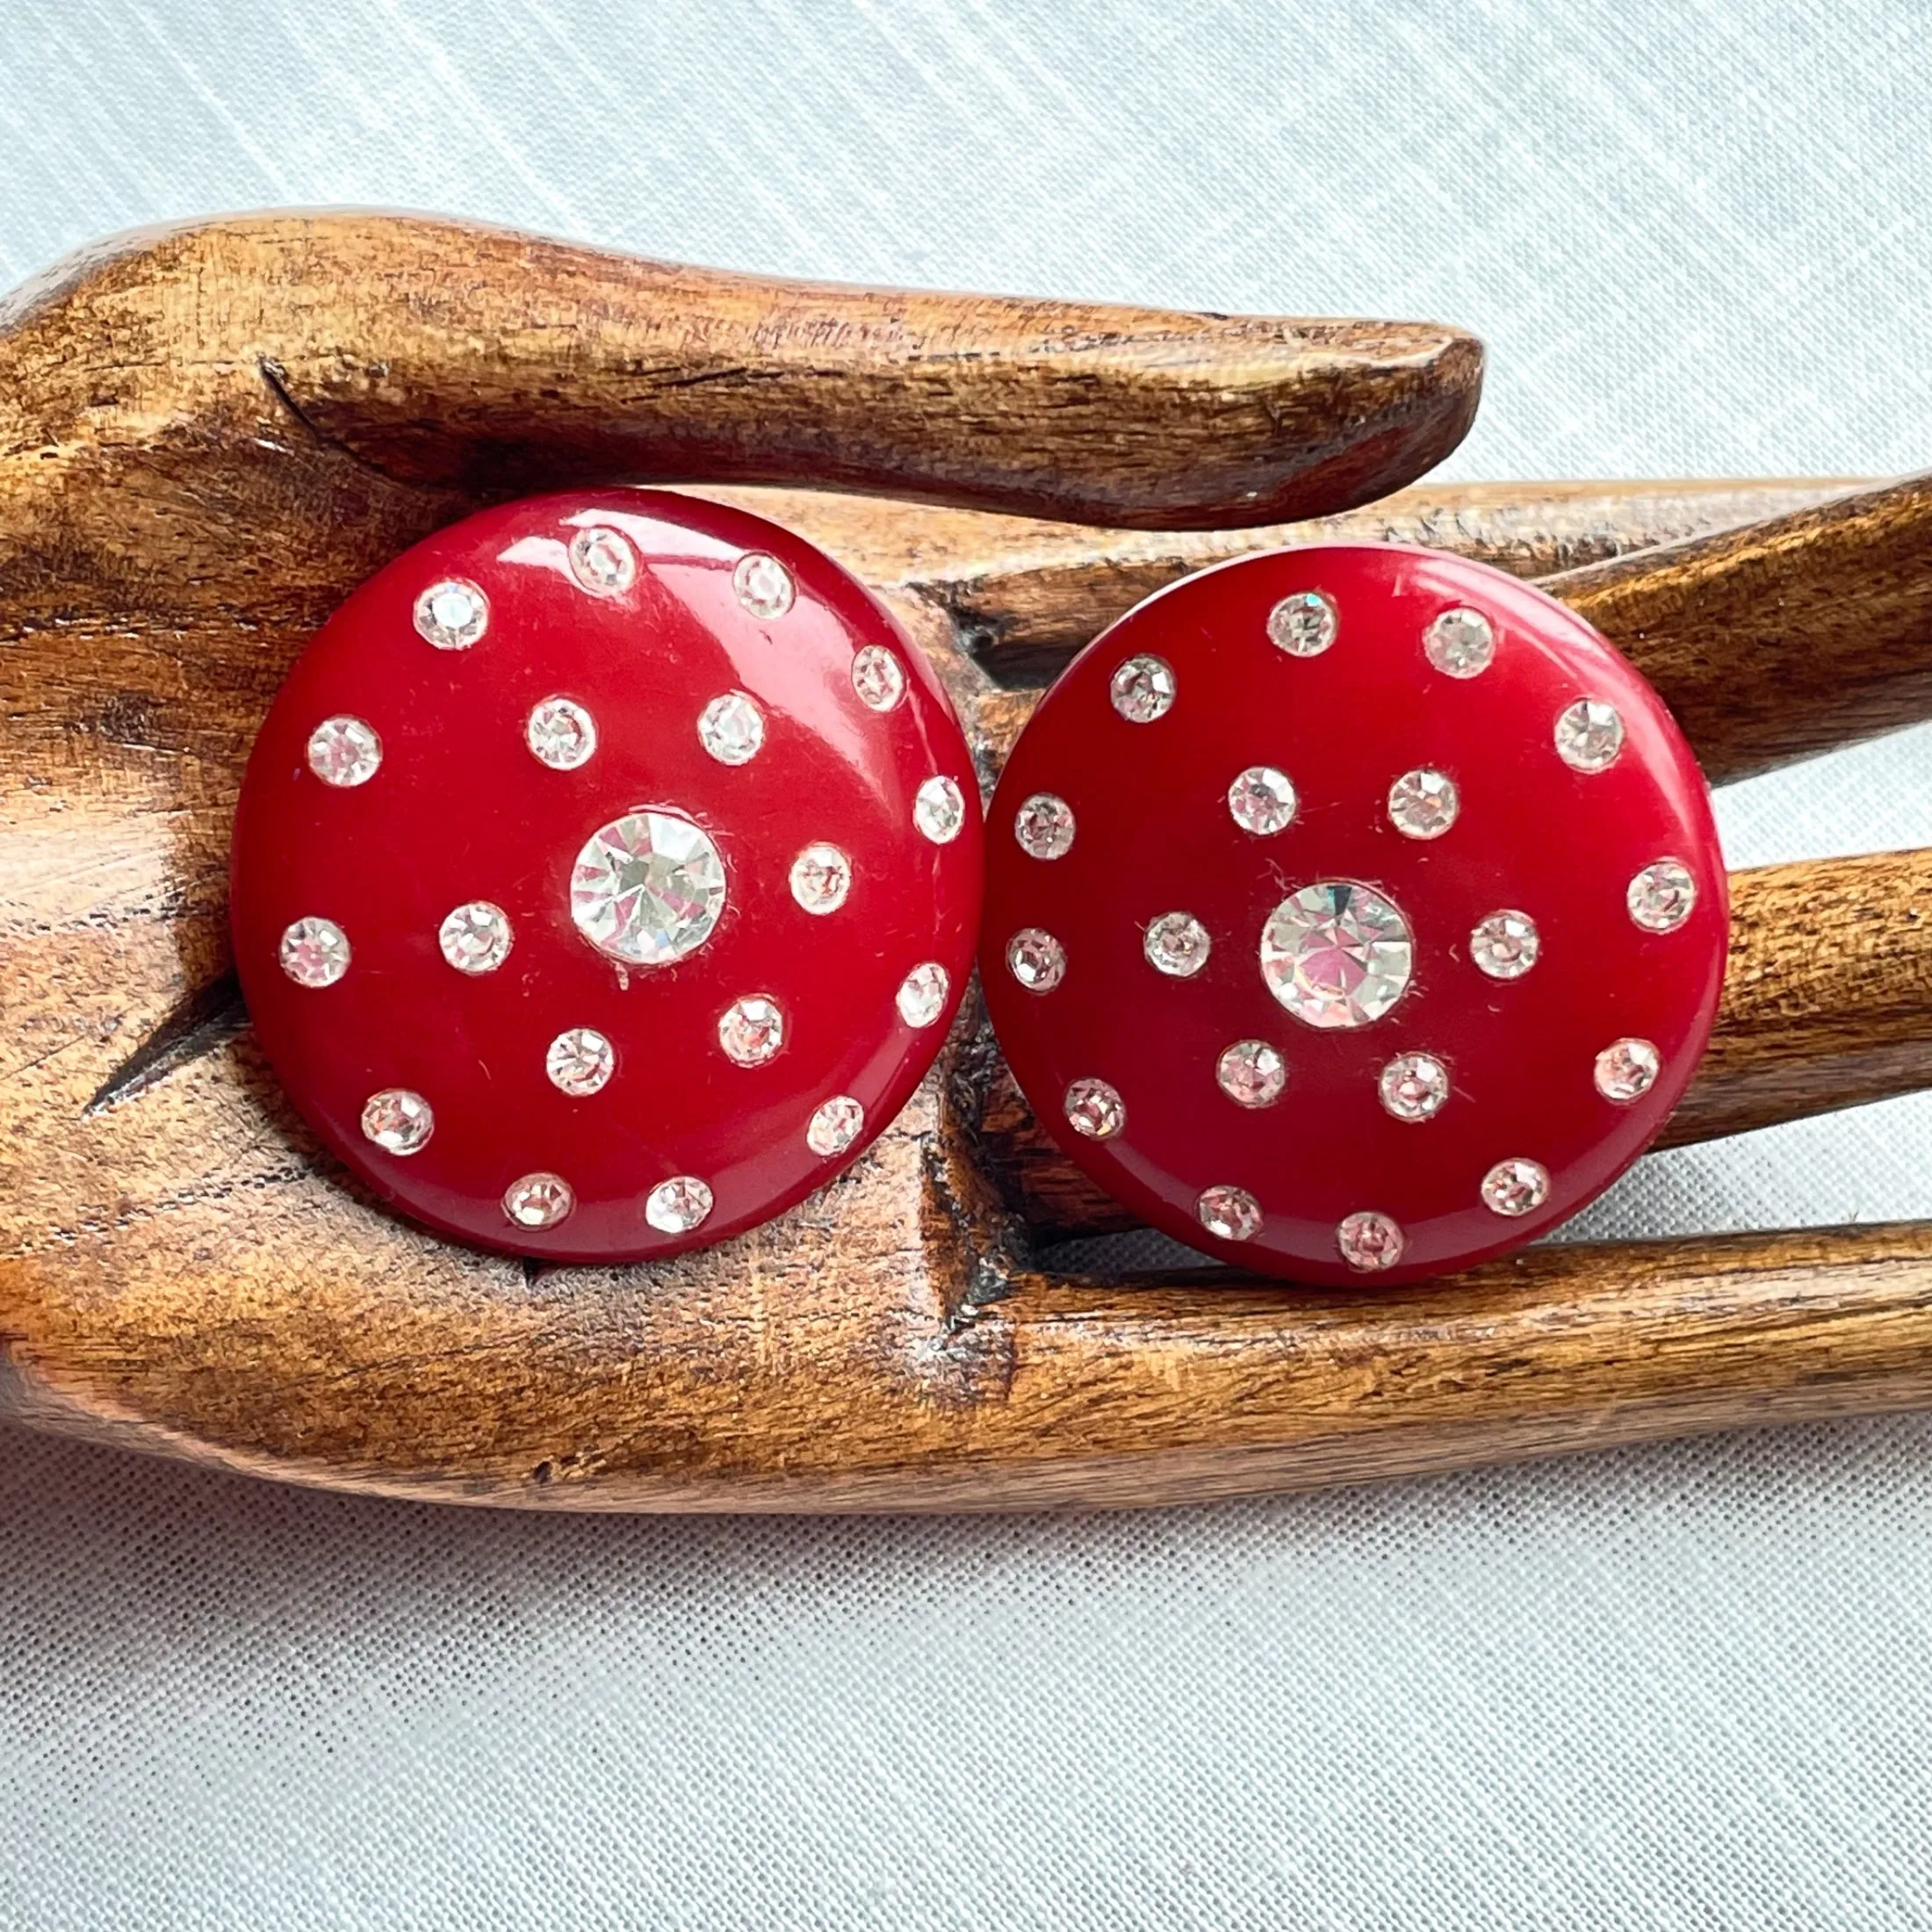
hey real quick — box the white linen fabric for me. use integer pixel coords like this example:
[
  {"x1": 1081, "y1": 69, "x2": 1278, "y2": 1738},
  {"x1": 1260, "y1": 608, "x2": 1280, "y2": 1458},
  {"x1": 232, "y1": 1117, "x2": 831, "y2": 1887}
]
[{"x1": 4, "y1": 2, "x2": 1932, "y2": 1924}]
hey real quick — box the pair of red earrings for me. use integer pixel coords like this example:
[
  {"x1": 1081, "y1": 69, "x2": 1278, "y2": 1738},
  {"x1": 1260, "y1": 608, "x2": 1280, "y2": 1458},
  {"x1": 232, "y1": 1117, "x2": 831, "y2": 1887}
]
[{"x1": 232, "y1": 490, "x2": 1727, "y2": 1286}]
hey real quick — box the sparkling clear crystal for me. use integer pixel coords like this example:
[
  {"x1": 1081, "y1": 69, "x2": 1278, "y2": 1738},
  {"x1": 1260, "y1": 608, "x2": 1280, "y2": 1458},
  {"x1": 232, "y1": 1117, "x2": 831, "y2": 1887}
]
[
  {"x1": 1197, "y1": 1185, "x2": 1263, "y2": 1241},
  {"x1": 572, "y1": 812, "x2": 726, "y2": 963},
  {"x1": 645, "y1": 1175, "x2": 713, "y2": 1234},
  {"x1": 438, "y1": 900, "x2": 514, "y2": 975},
  {"x1": 1144, "y1": 911, "x2": 1211, "y2": 978},
  {"x1": 851, "y1": 645, "x2": 905, "y2": 711},
  {"x1": 789, "y1": 842, "x2": 852, "y2": 915},
  {"x1": 545, "y1": 1027, "x2": 615, "y2": 1096},
  {"x1": 1006, "y1": 927, "x2": 1065, "y2": 993},
  {"x1": 1228, "y1": 765, "x2": 1297, "y2": 835},
  {"x1": 568, "y1": 526, "x2": 636, "y2": 595},
  {"x1": 307, "y1": 715, "x2": 381, "y2": 787},
  {"x1": 697, "y1": 690, "x2": 765, "y2": 766},
  {"x1": 913, "y1": 775, "x2": 967, "y2": 845},
  {"x1": 1014, "y1": 792, "x2": 1075, "y2": 860},
  {"x1": 1628, "y1": 859, "x2": 1697, "y2": 932},
  {"x1": 1064, "y1": 1077, "x2": 1125, "y2": 1139},
  {"x1": 1266, "y1": 589, "x2": 1337, "y2": 657},
  {"x1": 718, "y1": 994, "x2": 785, "y2": 1065},
  {"x1": 1555, "y1": 697, "x2": 1626, "y2": 773},
  {"x1": 733, "y1": 551, "x2": 795, "y2": 618},
  {"x1": 1109, "y1": 654, "x2": 1176, "y2": 723},
  {"x1": 1261, "y1": 882, "x2": 1413, "y2": 1028},
  {"x1": 895, "y1": 963, "x2": 949, "y2": 1029},
  {"x1": 1470, "y1": 909, "x2": 1540, "y2": 980},
  {"x1": 1379, "y1": 1052, "x2": 1450, "y2": 1121},
  {"x1": 1337, "y1": 1209, "x2": 1406, "y2": 1271},
  {"x1": 503, "y1": 1172, "x2": 573, "y2": 1229},
  {"x1": 1424, "y1": 607, "x2": 1494, "y2": 678},
  {"x1": 1216, "y1": 1039, "x2": 1286, "y2": 1108},
  {"x1": 1596, "y1": 1036, "x2": 1662, "y2": 1102},
  {"x1": 526, "y1": 696, "x2": 597, "y2": 770},
  {"x1": 279, "y1": 916, "x2": 350, "y2": 987},
  {"x1": 360, "y1": 1087, "x2": 433, "y2": 1153},
  {"x1": 414, "y1": 578, "x2": 487, "y2": 650},
  {"x1": 1482, "y1": 1157, "x2": 1550, "y2": 1217},
  {"x1": 1387, "y1": 767, "x2": 1460, "y2": 840},
  {"x1": 806, "y1": 1096, "x2": 864, "y2": 1157}
]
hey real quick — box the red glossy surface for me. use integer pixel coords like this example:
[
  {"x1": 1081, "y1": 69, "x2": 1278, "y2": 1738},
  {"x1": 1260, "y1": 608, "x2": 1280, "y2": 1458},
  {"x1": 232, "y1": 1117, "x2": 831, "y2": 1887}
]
[
  {"x1": 981, "y1": 544, "x2": 1727, "y2": 1285},
  {"x1": 233, "y1": 489, "x2": 982, "y2": 1261}
]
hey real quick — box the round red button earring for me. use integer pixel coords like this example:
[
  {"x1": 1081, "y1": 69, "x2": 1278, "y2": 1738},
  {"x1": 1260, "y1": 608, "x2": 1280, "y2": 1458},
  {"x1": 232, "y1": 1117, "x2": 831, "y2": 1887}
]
[
  {"x1": 232, "y1": 489, "x2": 982, "y2": 1261},
  {"x1": 981, "y1": 544, "x2": 1727, "y2": 1285}
]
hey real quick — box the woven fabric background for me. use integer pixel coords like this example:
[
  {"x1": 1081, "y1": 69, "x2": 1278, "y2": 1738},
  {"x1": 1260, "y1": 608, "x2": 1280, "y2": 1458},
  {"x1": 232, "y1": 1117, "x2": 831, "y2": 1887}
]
[{"x1": 5, "y1": 2, "x2": 1932, "y2": 1924}]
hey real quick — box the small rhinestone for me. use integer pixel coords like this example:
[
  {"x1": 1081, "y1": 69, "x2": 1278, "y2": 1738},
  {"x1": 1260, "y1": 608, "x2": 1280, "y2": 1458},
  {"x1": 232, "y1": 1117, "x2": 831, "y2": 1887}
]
[
  {"x1": 718, "y1": 995, "x2": 785, "y2": 1066},
  {"x1": 1110, "y1": 655, "x2": 1176, "y2": 723},
  {"x1": 734, "y1": 551, "x2": 796, "y2": 619},
  {"x1": 645, "y1": 1175, "x2": 712, "y2": 1234},
  {"x1": 525, "y1": 696, "x2": 597, "y2": 770},
  {"x1": 1337, "y1": 1210, "x2": 1406, "y2": 1271},
  {"x1": 1006, "y1": 928, "x2": 1066, "y2": 993},
  {"x1": 1266, "y1": 589, "x2": 1337, "y2": 657},
  {"x1": 1228, "y1": 766, "x2": 1297, "y2": 836},
  {"x1": 1216, "y1": 1040, "x2": 1286, "y2": 1108},
  {"x1": 698, "y1": 691, "x2": 766, "y2": 766},
  {"x1": 1629, "y1": 859, "x2": 1697, "y2": 932},
  {"x1": 1014, "y1": 792, "x2": 1075, "y2": 860},
  {"x1": 503, "y1": 1172, "x2": 573, "y2": 1229},
  {"x1": 913, "y1": 775, "x2": 968, "y2": 845},
  {"x1": 439, "y1": 901, "x2": 513, "y2": 975},
  {"x1": 1197, "y1": 1185, "x2": 1264, "y2": 1242},
  {"x1": 896, "y1": 962, "x2": 950, "y2": 1029},
  {"x1": 1388, "y1": 768, "x2": 1460, "y2": 840},
  {"x1": 789, "y1": 844, "x2": 852, "y2": 915},
  {"x1": 307, "y1": 716, "x2": 381, "y2": 787},
  {"x1": 1482, "y1": 1158, "x2": 1550, "y2": 1217},
  {"x1": 806, "y1": 1095, "x2": 865, "y2": 1157},
  {"x1": 414, "y1": 578, "x2": 487, "y2": 650},
  {"x1": 1144, "y1": 912, "x2": 1211, "y2": 978},
  {"x1": 1424, "y1": 607, "x2": 1495, "y2": 677},
  {"x1": 851, "y1": 645, "x2": 906, "y2": 710},
  {"x1": 545, "y1": 1027, "x2": 615, "y2": 1097},
  {"x1": 1555, "y1": 698, "x2": 1626, "y2": 774},
  {"x1": 1379, "y1": 1052, "x2": 1451, "y2": 1122},
  {"x1": 1064, "y1": 1077, "x2": 1126, "y2": 1139},
  {"x1": 279, "y1": 916, "x2": 350, "y2": 988},
  {"x1": 1470, "y1": 909, "x2": 1539, "y2": 980},
  {"x1": 360, "y1": 1088, "x2": 433, "y2": 1154},
  {"x1": 568, "y1": 526, "x2": 636, "y2": 595},
  {"x1": 1596, "y1": 1037, "x2": 1662, "y2": 1102}
]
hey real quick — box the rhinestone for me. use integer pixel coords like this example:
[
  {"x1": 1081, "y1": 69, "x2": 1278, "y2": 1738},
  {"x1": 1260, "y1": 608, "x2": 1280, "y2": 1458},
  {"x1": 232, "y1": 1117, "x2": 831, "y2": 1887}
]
[
  {"x1": 851, "y1": 645, "x2": 906, "y2": 711},
  {"x1": 1424, "y1": 606, "x2": 1494, "y2": 678},
  {"x1": 806, "y1": 1096, "x2": 865, "y2": 1157},
  {"x1": 1337, "y1": 1210, "x2": 1406, "y2": 1271},
  {"x1": 278, "y1": 916, "x2": 350, "y2": 988},
  {"x1": 1064, "y1": 1077, "x2": 1125, "y2": 1139},
  {"x1": 1482, "y1": 1157, "x2": 1550, "y2": 1217},
  {"x1": 698, "y1": 691, "x2": 765, "y2": 766},
  {"x1": 360, "y1": 1087, "x2": 433, "y2": 1154},
  {"x1": 1197, "y1": 1185, "x2": 1263, "y2": 1242},
  {"x1": 307, "y1": 716, "x2": 381, "y2": 787},
  {"x1": 1596, "y1": 1036, "x2": 1662, "y2": 1102},
  {"x1": 914, "y1": 775, "x2": 968, "y2": 845},
  {"x1": 414, "y1": 578, "x2": 487, "y2": 650},
  {"x1": 572, "y1": 812, "x2": 726, "y2": 963},
  {"x1": 438, "y1": 900, "x2": 514, "y2": 975},
  {"x1": 1266, "y1": 589, "x2": 1337, "y2": 658},
  {"x1": 568, "y1": 526, "x2": 636, "y2": 595},
  {"x1": 503, "y1": 1172, "x2": 573, "y2": 1229},
  {"x1": 1228, "y1": 765, "x2": 1297, "y2": 836},
  {"x1": 1014, "y1": 792, "x2": 1075, "y2": 860},
  {"x1": 1470, "y1": 909, "x2": 1539, "y2": 980},
  {"x1": 718, "y1": 994, "x2": 785, "y2": 1065},
  {"x1": 645, "y1": 1175, "x2": 712, "y2": 1234},
  {"x1": 734, "y1": 551, "x2": 796, "y2": 619},
  {"x1": 545, "y1": 1027, "x2": 615, "y2": 1097},
  {"x1": 1261, "y1": 881, "x2": 1412, "y2": 1028},
  {"x1": 1144, "y1": 912, "x2": 1212, "y2": 978},
  {"x1": 526, "y1": 696, "x2": 597, "y2": 770},
  {"x1": 1379, "y1": 1052, "x2": 1450, "y2": 1122},
  {"x1": 789, "y1": 843, "x2": 851, "y2": 915},
  {"x1": 1555, "y1": 697, "x2": 1626, "y2": 774},
  {"x1": 895, "y1": 962, "x2": 950, "y2": 1029},
  {"x1": 1109, "y1": 654, "x2": 1176, "y2": 723},
  {"x1": 1216, "y1": 1040, "x2": 1286, "y2": 1108},
  {"x1": 1628, "y1": 859, "x2": 1697, "y2": 933},
  {"x1": 1006, "y1": 927, "x2": 1066, "y2": 993},
  {"x1": 1387, "y1": 768, "x2": 1460, "y2": 840}
]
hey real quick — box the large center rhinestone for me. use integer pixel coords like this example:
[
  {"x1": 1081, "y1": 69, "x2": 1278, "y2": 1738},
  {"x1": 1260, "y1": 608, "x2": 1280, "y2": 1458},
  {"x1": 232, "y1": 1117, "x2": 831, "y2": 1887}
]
[
  {"x1": 571, "y1": 810, "x2": 726, "y2": 965},
  {"x1": 1260, "y1": 880, "x2": 1413, "y2": 1028}
]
